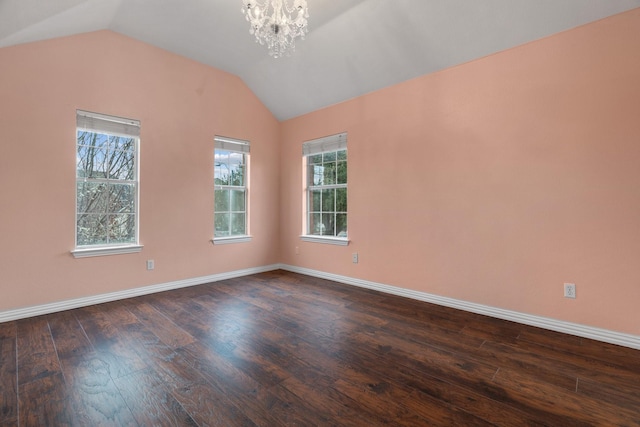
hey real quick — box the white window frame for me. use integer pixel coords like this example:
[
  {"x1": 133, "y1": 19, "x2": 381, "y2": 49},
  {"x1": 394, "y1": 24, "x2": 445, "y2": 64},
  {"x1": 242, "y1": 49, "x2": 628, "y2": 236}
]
[
  {"x1": 72, "y1": 110, "x2": 142, "y2": 258},
  {"x1": 213, "y1": 136, "x2": 252, "y2": 245},
  {"x1": 301, "y1": 132, "x2": 349, "y2": 246}
]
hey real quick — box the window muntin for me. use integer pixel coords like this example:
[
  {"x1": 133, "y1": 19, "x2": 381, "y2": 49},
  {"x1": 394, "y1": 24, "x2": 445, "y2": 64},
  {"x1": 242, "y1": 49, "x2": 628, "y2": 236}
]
[
  {"x1": 304, "y1": 133, "x2": 347, "y2": 238},
  {"x1": 214, "y1": 136, "x2": 249, "y2": 239},
  {"x1": 75, "y1": 111, "x2": 139, "y2": 249}
]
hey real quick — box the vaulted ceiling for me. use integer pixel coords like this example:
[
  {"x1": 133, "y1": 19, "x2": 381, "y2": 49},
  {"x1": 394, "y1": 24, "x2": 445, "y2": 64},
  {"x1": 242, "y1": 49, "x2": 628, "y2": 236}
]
[{"x1": 2, "y1": 0, "x2": 639, "y2": 120}]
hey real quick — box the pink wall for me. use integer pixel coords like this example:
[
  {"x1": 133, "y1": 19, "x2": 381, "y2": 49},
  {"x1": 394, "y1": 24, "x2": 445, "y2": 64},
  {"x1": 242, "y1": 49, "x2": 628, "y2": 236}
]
[
  {"x1": 2, "y1": 10, "x2": 640, "y2": 337},
  {"x1": 0, "y1": 31, "x2": 280, "y2": 310},
  {"x1": 279, "y1": 9, "x2": 640, "y2": 335}
]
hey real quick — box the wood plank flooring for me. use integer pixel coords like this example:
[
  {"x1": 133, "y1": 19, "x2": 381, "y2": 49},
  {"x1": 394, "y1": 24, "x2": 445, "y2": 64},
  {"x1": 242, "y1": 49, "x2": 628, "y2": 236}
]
[{"x1": 2, "y1": 270, "x2": 640, "y2": 426}]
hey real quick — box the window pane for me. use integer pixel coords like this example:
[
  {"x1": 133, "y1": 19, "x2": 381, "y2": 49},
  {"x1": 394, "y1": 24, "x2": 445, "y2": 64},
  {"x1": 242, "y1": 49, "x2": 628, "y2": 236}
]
[
  {"x1": 305, "y1": 147, "x2": 347, "y2": 239},
  {"x1": 229, "y1": 153, "x2": 245, "y2": 186},
  {"x1": 309, "y1": 165, "x2": 324, "y2": 186},
  {"x1": 309, "y1": 189, "x2": 321, "y2": 212},
  {"x1": 337, "y1": 161, "x2": 347, "y2": 184},
  {"x1": 109, "y1": 183, "x2": 135, "y2": 214},
  {"x1": 77, "y1": 182, "x2": 109, "y2": 214},
  {"x1": 336, "y1": 188, "x2": 347, "y2": 212},
  {"x1": 336, "y1": 214, "x2": 347, "y2": 237},
  {"x1": 109, "y1": 136, "x2": 135, "y2": 152},
  {"x1": 76, "y1": 114, "x2": 139, "y2": 249},
  {"x1": 215, "y1": 189, "x2": 230, "y2": 212},
  {"x1": 322, "y1": 162, "x2": 336, "y2": 185},
  {"x1": 323, "y1": 151, "x2": 336, "y2": 162},
  {"x1": 308, "y1": 154, "x2": 322, "y2": 165},
  {"x1": 214, "y1": 151, "x2": 230, "y2": 185},
  {"x1": 214, "y1": 145, "x2": 249, "y2": 239},
  {"x1": 109, "y1": 214, "x2": 135, "y2": 244},
  {"x1": 77, "y1": 145, "x2": 108, "y2": 179},
  {"x1": 215, "y1": 213, "x2": 230, "y2": 237},
  {"x1": 231, "y1": 213, "x2": 246, "y2": 235},
  {"x1": 322, "y1": 213, "x2": 335, "y2": 236},
  {"x1": 109, "y1": 149, "x2": 135, "y2": 180},
  {"x1": 231, "y1": 190, "x2": 245, "y2": 212},
  {"x1": 77, "y1": 131, "x2": 108, "y2": 148},
  {"x1": 77, "y1": 214, "x2": 108, "y2": 246},
  {"x1": 76, "y1": 145, "x2": 91, "y2": 178},
  {"x1": 309, "y1": 213, "x2": 323, "y2": 235},
  {"x1": 322, "y1": 188, "x2": 335, "y2": 212}
]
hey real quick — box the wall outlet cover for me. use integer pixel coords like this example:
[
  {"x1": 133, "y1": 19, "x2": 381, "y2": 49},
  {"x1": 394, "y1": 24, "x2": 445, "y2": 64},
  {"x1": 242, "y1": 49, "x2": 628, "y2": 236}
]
[{"x1": 564, "y1": 283, "x2": 576, "y2": 299}]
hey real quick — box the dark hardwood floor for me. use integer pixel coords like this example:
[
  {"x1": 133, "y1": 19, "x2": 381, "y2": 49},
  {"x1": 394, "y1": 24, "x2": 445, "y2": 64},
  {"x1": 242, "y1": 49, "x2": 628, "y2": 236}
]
[{"x1": 2, "y1": 270, "x2": 640, "y2": 426}]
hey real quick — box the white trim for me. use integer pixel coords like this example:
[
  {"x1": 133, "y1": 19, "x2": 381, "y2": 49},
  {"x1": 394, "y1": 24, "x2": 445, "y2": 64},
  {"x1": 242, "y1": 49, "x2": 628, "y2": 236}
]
[
  {"x1": 71, "y1": 244, "x2": 144, "y2": 258},
  {"x1": 75, "y1": 112, "x2": 141, "y2": 250},
  {"x1": 279, "y1": 264, "x2": 640, "y2": 351},
  {"x1": 6, "y1": 262, "x2": 638, "y2": 350},
  {"x1": 0, "y1": 264, "x2": 280, "y2": 323},
  {"x1": 212, "y1": 235, "x2": 253, "y2": 245},
  {"x1": 300, "y1": 235, "x2": 349, "y2": 246}
]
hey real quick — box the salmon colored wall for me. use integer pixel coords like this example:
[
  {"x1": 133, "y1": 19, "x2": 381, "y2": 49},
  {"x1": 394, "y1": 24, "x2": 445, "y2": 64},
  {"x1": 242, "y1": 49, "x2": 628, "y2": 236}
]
[
  {"x1": 0, "y1": 31, "x2": 280, "y2": 311},
  {"x1": 2, "y1": 11, "x2": 640, "y2": 337},
  {"x1": 279, "y1": 10, "x2": 640, "y2": 335}
]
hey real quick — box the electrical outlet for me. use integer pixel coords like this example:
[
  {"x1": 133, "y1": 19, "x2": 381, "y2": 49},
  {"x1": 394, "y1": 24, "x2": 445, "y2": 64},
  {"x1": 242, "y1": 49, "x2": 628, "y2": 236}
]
[
  {"x1": 295, "y1": 246, "x2": 299, "y2": 254},
  {"x1": 564, "y1": 283, "x2": 576, "y2": 299},
  {"x1": 146, "y1": 260, "x2": 155, "y2": 271},
  {"x1": 352, "y1": 253, "x2": 358, "y2": 264}
]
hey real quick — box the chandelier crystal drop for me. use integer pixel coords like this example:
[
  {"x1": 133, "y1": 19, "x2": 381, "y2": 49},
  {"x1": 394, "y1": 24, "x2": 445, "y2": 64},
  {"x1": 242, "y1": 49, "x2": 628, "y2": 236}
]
[{"x1": 241, "y1": 0, "x2": 309, "y2": 58}]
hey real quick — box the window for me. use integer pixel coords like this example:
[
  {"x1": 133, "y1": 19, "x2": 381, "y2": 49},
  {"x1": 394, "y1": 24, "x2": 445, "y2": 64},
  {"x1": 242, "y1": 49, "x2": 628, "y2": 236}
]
[
  {"x1": 214, "y1": 136, "x2": 251, "y2": 244},
  {"x1": 73, "y1": 110, "x2": 141, "y2": 258},
  {"x1": 302, "y1": 132, "x2": 348, "y2": 245}
]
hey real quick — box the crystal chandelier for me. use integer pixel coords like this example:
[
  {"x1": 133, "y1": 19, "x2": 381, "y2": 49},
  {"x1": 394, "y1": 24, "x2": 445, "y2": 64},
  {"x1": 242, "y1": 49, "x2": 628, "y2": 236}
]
[{"x1": 241, "y1": 0, "x2": 309, "y2": 58}]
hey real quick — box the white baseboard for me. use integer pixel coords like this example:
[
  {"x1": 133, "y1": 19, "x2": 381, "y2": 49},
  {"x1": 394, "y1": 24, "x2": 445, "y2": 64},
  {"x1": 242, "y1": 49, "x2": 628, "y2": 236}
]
[
  {"x1": 3, "y1": 263, "x2": 639, "y2": 350},
  {"x1": 0, "y1": 264, "x2": 281, "y2": 323},
  {"x1": 279, "y1": 264, "x2": 640, "y2": 350}
]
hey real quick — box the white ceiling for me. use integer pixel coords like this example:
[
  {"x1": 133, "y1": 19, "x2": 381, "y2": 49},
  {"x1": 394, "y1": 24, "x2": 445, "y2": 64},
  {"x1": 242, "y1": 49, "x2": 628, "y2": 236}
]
[{"x1": 2, "y1": 0, "x2": 639, "y2": 121}]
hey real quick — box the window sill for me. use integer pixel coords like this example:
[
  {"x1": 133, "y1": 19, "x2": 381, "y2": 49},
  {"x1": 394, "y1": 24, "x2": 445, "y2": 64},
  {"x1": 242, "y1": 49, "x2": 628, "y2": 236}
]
[
  {"x1": 71, "y1": 244, "x2": 143, "y2": 258},
  {"x1": 212, "y1": 235, "x2": 253, "y2": 245},
  {"x1": 300, "y1": 235, "x2": 350, "y2": 246}
]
